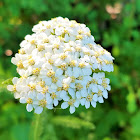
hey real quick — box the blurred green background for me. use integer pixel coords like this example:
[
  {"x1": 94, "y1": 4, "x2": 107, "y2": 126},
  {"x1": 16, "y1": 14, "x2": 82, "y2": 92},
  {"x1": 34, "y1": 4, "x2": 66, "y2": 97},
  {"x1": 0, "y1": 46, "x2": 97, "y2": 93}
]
[{"x1": 0, "y1": 0, "x2": 140, "y2": 140}]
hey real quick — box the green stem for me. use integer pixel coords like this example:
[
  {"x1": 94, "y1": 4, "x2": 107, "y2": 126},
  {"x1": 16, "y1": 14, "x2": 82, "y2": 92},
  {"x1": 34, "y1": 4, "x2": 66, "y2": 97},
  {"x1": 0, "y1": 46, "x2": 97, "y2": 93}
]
[{"x1": 34, "y1": 114, "x2": 40, "y2": 140}]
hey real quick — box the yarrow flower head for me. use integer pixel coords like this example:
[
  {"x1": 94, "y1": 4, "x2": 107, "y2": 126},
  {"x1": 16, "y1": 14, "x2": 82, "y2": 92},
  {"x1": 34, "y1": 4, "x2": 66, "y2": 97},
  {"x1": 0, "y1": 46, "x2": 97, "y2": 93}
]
[{"x1": 7, "y1": 17, "x2": 114, "y2": 114}]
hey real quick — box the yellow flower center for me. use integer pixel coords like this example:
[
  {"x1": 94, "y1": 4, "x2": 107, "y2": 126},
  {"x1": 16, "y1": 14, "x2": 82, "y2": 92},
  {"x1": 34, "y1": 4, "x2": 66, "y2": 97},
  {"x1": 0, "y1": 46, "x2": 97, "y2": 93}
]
[
  {"x1": 79, "y1": 62, "x2": 85, "y2": 68},
  {"x1": 60, "y1": 64, "x2": 67, "y2": 70},
  {"x1": 68, "y1": 99, "x2": 75, "y2": 106},
  {"x1": 88, "y1": 44, "x2": 93, "y2": 49},
  {"x1": 63, "y1": 29, "x2": 68, "y2": 34},
  {"x1": 78, "y1": 30, "x2": 84, "y2": 34},
  {"x1": 39, "y1": 99, "x2": 47, "y2": 107},
  {"x1": 38, "y1": 81, "x2": 45, "y2": 88},
  {"x1": 98, "y1": 90, "x2": 102, "y2": 96},
  {"x1": 91, "y1": 78, "x2": 98, "y2": 84},
  {"x1": 37, "y1": 44, "x2": 45, "y2": 51},
  {"x1": 63, "y1": 84, "x2": 69, "y2": 91},
  {"x1": 13, "y1": 85, "x2": 16, "y2": 92},
  {"x1": 17, "y1": 61, "x2": 24, "y2": 69},
  {"x1": 76, "y1": 83, "x2": 83, "y2": 90},
  {"x1": 28, "y1": 84, "x2": 36, "y2": 91},
  {"x1": 57, "y1": 87, "x2": 62, "y2": 91},
  {"x1": 71, "y1": 76, "x2": 76, "y2": 83},
  {"x1": 91, "y1": 92, "x2": 95, "y2": 95},
  {"x1": 60, "y1": 53, "x2": 67, "y2": 60},
  {"x1": 32, "y1": 68, "x2": 40, "y2": 75},
  {"x1": 97, "y1": 58, "x2": 102, "y2": 64},
  {"x1": 18, "y1": 49, "x2": 25, "y2": 54},
  {"x1": 64, "y1": 48, "x2": 72, "y2": 52},
  {"x1": 86, "y1": 82, "x2": 90, "y2": 88},
  {"x1": 46, "y1": 25, "x2": 51, "y2": 29},
  {"x1": 70, "y1": 23, "x2": 75, "y2": 27},
  {"x1": 47, "y1": 70, "x2": 55, "y2": 77},
  {"x1": 53, "y1": 44, "x2": 59, "y2": 49},
  {"x1": 87, "y1": 95, "x2": 93, "y2": 101},
  {"x1": 27, "y1": 98, "x2": 33, "y2": 104},
  {"x1": 43, "y1": 38, "x2": 49, "y2": 43},
  {"x1": 94, "y1": 51, "x2": 100, "y2": 57},
  {"x1": 42, "y1": 86, "x2": 48, "y2": 93},
  {"x1": 77, "y1": 76, "x2": 83, "y2": 80},
  {"x1": 69, "y1": 60, "x2": 76, "y2": 67},
  {"x1": 104, "y1": 60, "x2": 112, "y2": 65},
  {"x1": 76, "y1": 35, "x2": 83, "y2": 40},
  {"x1": 58, "y1": 36, "x2": 64, "y2": 42},
  {"x1": 48, "y1": 59, "x2": 54, "y2": 64},
  {"x1": 30, "y1": 39, "x2": 36, "y2": 45},
  {"x1": 100, "y1": 50, "x2": 105, "y2": 55},
  {"x1": 85, "y1": 32, "x2": 91, "y2": 37},
  {"x1": 28, "y1": 59, "x2": 35, "y2": 65},
  {"x1": 51, "y1": 92, "x2": 57, "y2": 99},
  {"x1": 102, "y1": 82, "x2": 107, "y2": 88},
  {"x1": 75, "y1": 46, "x2": 81, "y2": 52},
  {"x1": 52, "y1": 76, "x2": 58, "y2": 83},
  {"x1": 84, "y1": 52, "x2": 90, "y2": 56}
]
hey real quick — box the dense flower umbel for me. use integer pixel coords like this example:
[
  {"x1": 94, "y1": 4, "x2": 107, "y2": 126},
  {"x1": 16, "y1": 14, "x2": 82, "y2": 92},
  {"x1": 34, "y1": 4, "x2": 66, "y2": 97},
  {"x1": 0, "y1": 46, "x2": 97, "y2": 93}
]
[{"x1": 7, "y1": 17, "x2": 114, "y2": 114}]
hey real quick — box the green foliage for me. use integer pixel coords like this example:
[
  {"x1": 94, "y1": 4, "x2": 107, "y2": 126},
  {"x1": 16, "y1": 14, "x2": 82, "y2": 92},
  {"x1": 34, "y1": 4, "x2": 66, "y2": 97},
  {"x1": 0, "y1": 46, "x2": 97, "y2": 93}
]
[
  {"x1": 51, "y1": 116, "x2": 95, "y2": 129},
  {"x1": 1, "y1": 78, "x2": 13, "y2": 86},
  {"x1": 0, "y1": 0, "x2": 140, "y2": 139}
]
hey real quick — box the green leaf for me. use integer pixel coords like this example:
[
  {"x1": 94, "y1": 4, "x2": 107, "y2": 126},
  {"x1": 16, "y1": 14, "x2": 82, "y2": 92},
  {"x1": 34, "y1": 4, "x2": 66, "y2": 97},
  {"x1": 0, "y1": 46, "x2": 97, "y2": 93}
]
[
  {"x1": 131, "y1": 111, "x2": 140, "y2": 136},
  {"x1": 51, "y1": 116, "x2": 95, "y2": 129},
  {"x1": 11, "y1": 123, "x2": 30, "y2": 140},
  {"x1": 126, "y1": 87, "x2": 137, "y2": 113},
  {"x1": 1, "y1": 78, "x2": 13, "y2": 86}
]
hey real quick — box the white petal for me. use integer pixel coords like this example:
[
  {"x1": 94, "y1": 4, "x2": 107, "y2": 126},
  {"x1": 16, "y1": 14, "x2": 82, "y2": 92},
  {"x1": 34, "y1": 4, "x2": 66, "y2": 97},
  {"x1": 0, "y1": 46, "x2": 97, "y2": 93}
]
[
  {"x1": 73, "y1": 67, "x2": 80, "y2": 78},
  {"x1": 14, "y1": 93, "x2": 20, "y2": 99},
  {"x1": 16, "y1": 85, "x2": 22, "y2": 92},
  {"x1": 51, "y1": 83, "x2": 57, "y2": 90},
  {"x1": 106, "y1": 85, "x2": 111, "y2": 91},
  {"x1": 68, "y1": 88, "x2": 75, "y2": 98},
  {"x1": 81, "y1": 89, "x2": 88, "y2": 97},
  {"x1": 28, "y1": 92, "x2": 36, "y2": 99},
  {"x1": 56, "y1": 80, "x2": 62, "y2": 87},
  {"x1": 85, "y1": 100, "x2": 90, "y2": 109},
  {"x1": 12, "y1": 77, "x2": 18, "y2": 84},
  {"x1": 70, "y1": 83, "x2": 75, "y2": 88},
  {"x1": 20, "y1": 97, "x2": 26, "y2": 103},
  {"x1": 98, "y1": 79, "x2": 102, "y2": 84},
  {"x1": 34, "y1": 106, "x2": 43, "y2": 114},
  {"x1": 54, "y1": 99, "x2": 58, "y2": 106},
  {"x1": 74, "y1": 100, "x2": 79, "y2": 108},
  {"x1": 70, "y1": 106, "x2": 75, "y2": 114},
  {"x1": 63, "y1": 77, "x2": 71, "y2": 84},
  {"x1": 26, "y1": 104, "x2": 33, "y2": 112},
  {"x1": 60, "y1": 90, "x2": 67, "y2": 98},
  {"x1": 76, "y1": 91, "x2": 81, "y2": 99},
  {"x1": 63, "y1": 95, "x2": 70, "y2": 101},
  {"x1": 37, "y1": 93, "x2": 44, "y2": 100},
  {"x1": 7, "y1": 85, "x2": 13, "y2": 91},
  {"x1": 46, "y1": 104, "x2": 53, "y2": 109},
  {"x1": 61, "y1": 102, "x2": 69, "y2": 109},
  {"x1": 36, "y1": 85, "x2": 42, "y2": 92},
  {"x1": 82, "y1": 68, "x2": 92, "y2": 76},
  {"x1": 92, "y1": 94, "x2": 98, "y2": 102},
  {"x1": 11, "y1": 57, "x2": 18, "y2": 64},
  {"x1": 92, "y1": 85, "x2": 98, "y2": 93},
  {"x1": 102, "y1": 90, "x2": 108, "y2": 99},
  {"x1": 80, "y1": 98, "x2": 86, "y2": 106},
  {"x1": 46, "y1": 96, "x2": 53, "y2": 104},
  {"x1": 98, "y1": 96, "x2": 104, "y2": 103},
  {"x1": 91, "y1": 101, "x2": 96, "y2": 108}
]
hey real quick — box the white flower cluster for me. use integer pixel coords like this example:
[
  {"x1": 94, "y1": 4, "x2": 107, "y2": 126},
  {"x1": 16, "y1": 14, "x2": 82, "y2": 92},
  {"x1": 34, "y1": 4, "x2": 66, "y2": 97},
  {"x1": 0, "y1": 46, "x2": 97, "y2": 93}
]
[{"x1": 7, "y1": 17, "x2": 114, "y2": 114}]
